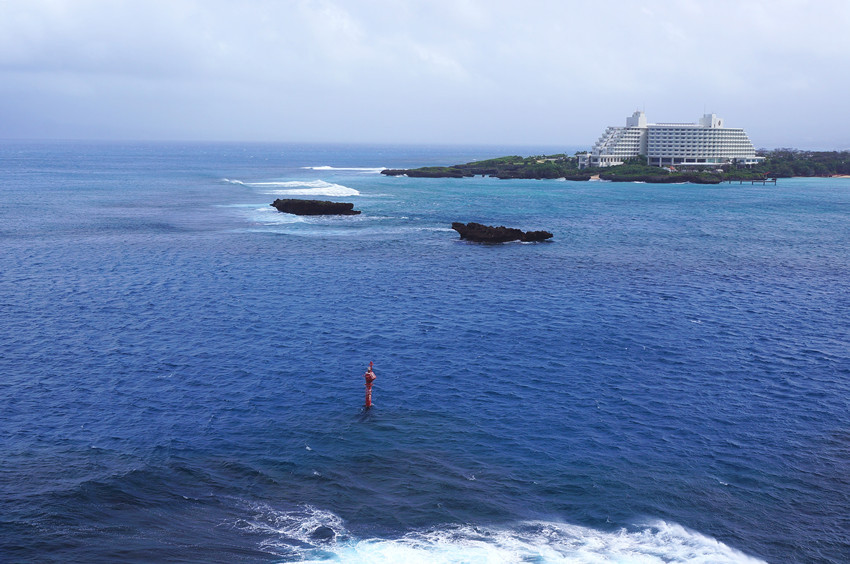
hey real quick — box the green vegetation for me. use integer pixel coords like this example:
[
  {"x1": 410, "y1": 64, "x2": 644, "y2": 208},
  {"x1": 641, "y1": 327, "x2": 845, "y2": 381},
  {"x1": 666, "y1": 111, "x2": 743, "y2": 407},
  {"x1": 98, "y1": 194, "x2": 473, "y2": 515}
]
[
  {"x1": 598, "y1": 163, "x2": 722, "y2": 184},
  {"x1": 745, "y1": 149, "x2": 850, "y2": 178},
  {"x1": 381, "y1": 149, "x2": 850, "y2": 183},
  {"x1": 382, "y1": 154, "x2": 590, "y2": 180}
]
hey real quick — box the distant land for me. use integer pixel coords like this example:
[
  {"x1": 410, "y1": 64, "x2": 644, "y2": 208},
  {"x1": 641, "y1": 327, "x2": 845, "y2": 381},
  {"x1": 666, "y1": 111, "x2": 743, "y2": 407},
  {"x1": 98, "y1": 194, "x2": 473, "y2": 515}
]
[{"x1": 382, "y1": 149, "x2": 850, "y2": 184}]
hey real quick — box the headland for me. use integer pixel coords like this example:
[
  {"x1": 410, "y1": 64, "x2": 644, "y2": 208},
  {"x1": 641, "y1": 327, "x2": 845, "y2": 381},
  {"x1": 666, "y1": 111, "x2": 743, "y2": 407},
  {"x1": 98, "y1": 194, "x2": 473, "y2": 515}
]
[{"x1": 382, "y1": 149, "x2": 850, "y2": 184}]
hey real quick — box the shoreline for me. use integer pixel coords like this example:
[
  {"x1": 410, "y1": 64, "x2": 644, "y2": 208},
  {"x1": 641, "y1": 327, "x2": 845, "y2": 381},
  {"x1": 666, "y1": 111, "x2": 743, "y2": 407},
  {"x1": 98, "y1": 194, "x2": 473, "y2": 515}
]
[{"x1": 789, "y1": 174, "x2": 850, "y2": 179}]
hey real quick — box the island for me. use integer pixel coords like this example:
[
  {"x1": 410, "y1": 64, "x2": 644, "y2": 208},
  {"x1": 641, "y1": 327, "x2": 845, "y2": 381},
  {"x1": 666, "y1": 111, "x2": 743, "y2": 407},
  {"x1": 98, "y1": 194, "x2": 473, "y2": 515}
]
[
  {"x1": 270, "y1": 198, "x2": 361, "y2": 215},
  {"x1": 452, "y1": 222, "x2": 553, "y2": 243},
  {"x1": 381, "y1": 150, "x2": 850, "y2": 183},
  {"x1": 382, "y1": 155, "x2": 724, "y2": 183}
]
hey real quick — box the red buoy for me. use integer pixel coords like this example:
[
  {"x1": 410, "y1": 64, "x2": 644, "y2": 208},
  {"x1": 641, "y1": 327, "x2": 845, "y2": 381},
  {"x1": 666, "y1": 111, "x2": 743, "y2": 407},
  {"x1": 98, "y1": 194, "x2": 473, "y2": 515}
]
[{"x1": 363, "y1": 362, "x2": 376, "y2": 408}]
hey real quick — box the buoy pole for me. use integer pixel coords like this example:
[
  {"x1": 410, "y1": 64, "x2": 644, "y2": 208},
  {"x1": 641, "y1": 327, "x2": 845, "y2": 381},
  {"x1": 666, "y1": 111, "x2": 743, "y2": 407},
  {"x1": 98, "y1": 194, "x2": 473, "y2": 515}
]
[{"x1": 363, "y1": 361, "x2": 376, "y2": 408}]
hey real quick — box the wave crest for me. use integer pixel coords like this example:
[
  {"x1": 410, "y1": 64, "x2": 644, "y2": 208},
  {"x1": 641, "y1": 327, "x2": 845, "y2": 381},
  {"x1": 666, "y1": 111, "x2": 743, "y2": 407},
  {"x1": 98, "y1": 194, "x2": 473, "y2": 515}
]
[
  {"x1": 302, "y1": 166, "x2": 386, "y2": 173},
  {"x1": 236, "y1": 505, "x2": 764, "y2": 563},
  {"x1": 223, "y1": 178, "x2": 359, "y2": 197}
]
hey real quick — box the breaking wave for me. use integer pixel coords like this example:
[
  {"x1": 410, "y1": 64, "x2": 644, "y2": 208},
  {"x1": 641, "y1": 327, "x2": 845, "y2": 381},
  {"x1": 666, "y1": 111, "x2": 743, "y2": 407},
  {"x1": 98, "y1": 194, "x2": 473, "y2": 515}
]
[
  {"x1": 237, "y1": 505, "x2": 764, "y2": 563},
  {"x1": 302, "y1": 166, "x2": 386, "y2": 173},
  {"x1": 223, "y1": 179, "x2": 359, "y2": 197},
  {"x1": 251, "y1": 206, "x2": 307, "y2": 225}
]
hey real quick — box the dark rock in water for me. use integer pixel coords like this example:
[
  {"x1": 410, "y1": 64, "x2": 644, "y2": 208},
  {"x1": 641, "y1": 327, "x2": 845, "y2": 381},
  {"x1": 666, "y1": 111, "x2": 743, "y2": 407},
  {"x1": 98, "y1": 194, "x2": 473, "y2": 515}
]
[
  {"x1": 452, "y1": 222, "x2": 523, "y2": 243},
  {"x1": 310, "y1": 526, "x2": 336, "y2": 542},
  {"x1": 270, "y1": 198, "x2": 361, "y2": 216},
  {"x1": 522, "y1": 229, "x2": 554, "y2": 242},
  {"x1": 382, "y1": 167, "x2": 470, "y2": 178},
  {"x1": 451, "y1": 222, "x2": 553, "y2": 243}
]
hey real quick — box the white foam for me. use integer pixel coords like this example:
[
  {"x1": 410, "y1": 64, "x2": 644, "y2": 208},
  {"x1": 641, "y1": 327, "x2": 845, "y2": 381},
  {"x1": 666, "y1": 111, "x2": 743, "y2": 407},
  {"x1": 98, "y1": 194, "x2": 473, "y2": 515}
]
[
  {"x1": 237, "y1": 506, "x2": 764, "y2": 564},
  {"x1": 239, "y1": 504, "x2": 348, "y2": 551},
  {"x1": 302, "y1": 166, "x2": 386, "y2": 173},
  {"x1": 224, "y1": 179, "x2": 360, "y2": 197},
  {"x1": 324, "y1": 520, "x2": 764, "y2": 564},
  {"x1": 252, "y1": 207, "x2": 307, "y2": 225},
  {"x1": 264, "y1": 186, "x2": 360, "y2": 197}
]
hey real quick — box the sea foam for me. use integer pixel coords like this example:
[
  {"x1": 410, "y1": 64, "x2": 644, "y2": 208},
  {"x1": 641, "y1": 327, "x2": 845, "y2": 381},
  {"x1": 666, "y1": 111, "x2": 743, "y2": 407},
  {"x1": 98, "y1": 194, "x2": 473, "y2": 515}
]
[
  {"x1": 241, "y1": 505, "x2": 764, "y2": 563},
  {"x1": 324, "y1": 521, "x2": 765, "y2": 564},
  {"x1": 224, "y1": 178, "x2": 360, "y2": 197},
  {"x1": 302, "y1": 166, "x2": 386, "y2": 173}
]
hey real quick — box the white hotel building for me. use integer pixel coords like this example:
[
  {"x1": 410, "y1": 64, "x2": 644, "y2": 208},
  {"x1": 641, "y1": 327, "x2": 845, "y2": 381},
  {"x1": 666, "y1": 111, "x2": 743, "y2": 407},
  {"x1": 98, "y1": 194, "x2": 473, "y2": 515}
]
[{"x1": 578, "y1": 111, "x2": 763, "y2": 168}]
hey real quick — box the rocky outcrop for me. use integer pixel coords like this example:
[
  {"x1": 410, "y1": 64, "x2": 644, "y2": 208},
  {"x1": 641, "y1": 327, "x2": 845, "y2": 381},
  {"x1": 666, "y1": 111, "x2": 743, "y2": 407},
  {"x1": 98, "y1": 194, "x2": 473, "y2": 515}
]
[
  {"x1": 270, "y1": 199, "x2": 361, "y2": 215},
  {"x1": 382, "y1": 168, "x2": 470, "y2": 178},
  {"x1": 598, "y1": 172, "x2": 722, "y2": 184},
  {"x1": 451, "y1": 222, "x2": 553, "y2": 243}
]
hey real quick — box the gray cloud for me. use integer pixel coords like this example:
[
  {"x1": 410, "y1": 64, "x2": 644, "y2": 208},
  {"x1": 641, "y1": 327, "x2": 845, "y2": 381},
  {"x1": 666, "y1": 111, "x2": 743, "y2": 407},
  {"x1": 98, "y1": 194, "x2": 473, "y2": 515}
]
[{"x1": 1, "y1": 0, "x2": 848, "y2": 147}]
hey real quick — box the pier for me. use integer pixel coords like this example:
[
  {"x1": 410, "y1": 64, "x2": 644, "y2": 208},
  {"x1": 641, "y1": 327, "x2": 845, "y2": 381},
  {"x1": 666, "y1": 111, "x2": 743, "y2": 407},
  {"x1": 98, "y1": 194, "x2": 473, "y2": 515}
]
[{"x1": 727, "y1": 178, "x2": 777, "y2": 185}]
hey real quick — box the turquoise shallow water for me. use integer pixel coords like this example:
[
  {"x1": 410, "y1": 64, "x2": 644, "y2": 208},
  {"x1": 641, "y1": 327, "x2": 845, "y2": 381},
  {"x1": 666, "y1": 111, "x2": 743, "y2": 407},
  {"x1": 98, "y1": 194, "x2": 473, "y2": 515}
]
[{"x1": 1, "y1": 141, "x2": 849, "y2": 563}]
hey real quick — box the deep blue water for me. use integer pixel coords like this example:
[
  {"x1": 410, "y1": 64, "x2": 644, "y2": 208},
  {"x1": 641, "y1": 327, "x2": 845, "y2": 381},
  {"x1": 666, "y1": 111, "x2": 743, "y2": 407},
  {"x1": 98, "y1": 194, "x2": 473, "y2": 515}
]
[{"x1": 1, "y1": 141, "x2": 849, "y2": 563}]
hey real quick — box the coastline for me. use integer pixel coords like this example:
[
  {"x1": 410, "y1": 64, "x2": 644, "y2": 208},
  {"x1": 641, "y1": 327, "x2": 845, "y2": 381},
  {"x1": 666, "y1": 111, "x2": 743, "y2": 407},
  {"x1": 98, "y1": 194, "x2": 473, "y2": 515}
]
[{"x1": 790, "y1": 174, "x2": 850, "y2": 179}]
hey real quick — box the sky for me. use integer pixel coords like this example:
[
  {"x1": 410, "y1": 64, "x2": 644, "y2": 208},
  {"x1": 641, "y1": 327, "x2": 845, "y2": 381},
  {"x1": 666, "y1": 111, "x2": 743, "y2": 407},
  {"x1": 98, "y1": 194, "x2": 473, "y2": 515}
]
[{"x1": 1, "y1": 0, "x2": 849, "y2": 148}]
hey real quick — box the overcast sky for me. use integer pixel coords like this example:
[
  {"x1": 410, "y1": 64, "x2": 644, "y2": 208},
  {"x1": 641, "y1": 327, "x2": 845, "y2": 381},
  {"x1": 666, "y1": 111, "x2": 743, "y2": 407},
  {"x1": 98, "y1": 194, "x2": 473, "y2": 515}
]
[{"x1": 1, "y1": 0, "x2": 848, "y2": 148}]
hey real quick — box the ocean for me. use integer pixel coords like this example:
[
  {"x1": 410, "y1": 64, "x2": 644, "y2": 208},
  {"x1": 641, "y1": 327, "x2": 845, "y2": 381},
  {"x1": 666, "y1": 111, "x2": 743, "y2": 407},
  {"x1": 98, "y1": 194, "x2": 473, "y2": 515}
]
[{"x1": 1, "y1": 141, "x2": 848, "y2": 563}]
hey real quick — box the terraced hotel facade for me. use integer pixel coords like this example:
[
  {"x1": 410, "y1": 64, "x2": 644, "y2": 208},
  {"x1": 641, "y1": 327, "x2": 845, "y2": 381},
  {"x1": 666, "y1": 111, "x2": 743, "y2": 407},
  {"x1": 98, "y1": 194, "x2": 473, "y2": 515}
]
[{"x1": 579, "y1": 111, "x2": 763, "y2": 168}]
